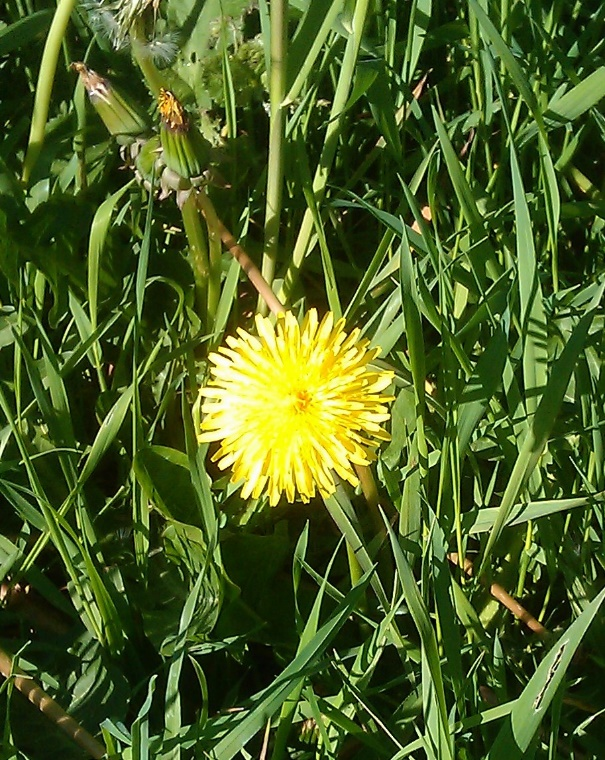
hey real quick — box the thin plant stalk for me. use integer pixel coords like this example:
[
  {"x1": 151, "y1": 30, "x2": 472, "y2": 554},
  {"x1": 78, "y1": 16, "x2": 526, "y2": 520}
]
[
  {"x1": 22, "y1": 0, "x2": 77, "y2": 185},
  {"x1": 259, "y1": 0, "x2": 288, "y2": 314},
  {"x1": 206, "y1": 208, "x2": 223, "y2": 325},
  {"x1": 278, "y1": 0, "x2": 372, "y2": 305},
  {"x1": 323, "y1": 491, "x2": 369, "y2": 617},
  {"x1": 180, "y1": 191, "x2": 211, "y2": 322},
  {"x1": 355, "y1": 463, "x2": 387, "y2": 538},
  {"x1": 449, "y1": 554, "x2": 548, "y2": 637},
  {"x1": 131, "y1": 17, "x2": 165, "y2": 97}
]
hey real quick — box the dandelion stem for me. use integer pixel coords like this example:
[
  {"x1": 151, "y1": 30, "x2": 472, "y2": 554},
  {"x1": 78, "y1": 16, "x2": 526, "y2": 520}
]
[
  {"x1": 323, "y1": 491, "x2": 370, "y2": 612},
  {"x1": 259, "y1": 0, "x2": 288, "y2": 315},
  {"x1": 355, "y1": 464, "x2": 386, "y2": 537},
  {"x1": 22, "y1": 0, "x2": 77, "y2": 185},
  {"x1": 180, "y1": 191, "x2": 210, "y2": 322},
  {"x1": 131, "y1": 18, "x2": 165, "y2": 97},
  {"x1": 204, "y1": 202, "x2": 224, "y2": 327}
]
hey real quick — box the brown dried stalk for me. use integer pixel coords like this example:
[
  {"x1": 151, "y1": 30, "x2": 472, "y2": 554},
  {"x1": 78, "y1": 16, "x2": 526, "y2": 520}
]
[
  {"x1": 448, "y1": 553, "x2": 548, "y2": 637},
  {"x1": 194, "y1": 189, "x2": 286, "y2": 317},
  {"x1": 0, "y1": 647, "x2": 106, "y2": 759}
]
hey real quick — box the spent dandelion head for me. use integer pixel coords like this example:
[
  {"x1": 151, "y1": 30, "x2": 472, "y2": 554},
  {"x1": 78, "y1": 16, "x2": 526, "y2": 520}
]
[
  {"x1": 199, "y1": 309, "x2": 394, "y2": 507},
  {"x1": 71, "y1": 62, "x2": 148, "y2": 143},
  {"x1": 157, "y1": 89, "x2": 210, "y2": 179},
  {"x1": 158, "y1": 88, "x2": 189, "y2": 132}
]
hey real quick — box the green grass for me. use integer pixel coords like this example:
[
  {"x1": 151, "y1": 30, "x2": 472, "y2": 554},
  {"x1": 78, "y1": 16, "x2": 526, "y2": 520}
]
[{"x1": 1, "y1": 0, "x2": 605, "y2": 757}]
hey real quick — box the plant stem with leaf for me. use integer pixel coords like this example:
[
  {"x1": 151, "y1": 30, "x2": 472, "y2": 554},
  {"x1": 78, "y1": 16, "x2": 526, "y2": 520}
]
[
  {"x1": 196, "y1": 189, "x2": 285, "y2": 316},
  {"x1": 130, "y1": 18, "x2": 165, "y2": 97}
]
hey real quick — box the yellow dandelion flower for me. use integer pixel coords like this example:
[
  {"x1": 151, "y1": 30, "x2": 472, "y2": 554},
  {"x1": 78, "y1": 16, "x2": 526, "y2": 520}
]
[{"x1": 199, "y1": 309, "x2": 394, "y2": 506}]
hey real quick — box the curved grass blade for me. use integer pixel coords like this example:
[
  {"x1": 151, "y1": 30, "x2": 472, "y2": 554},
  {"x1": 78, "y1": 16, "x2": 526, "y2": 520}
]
[
  {"x1": 206, "y1": 569, "x2": 373, "y2": 759},
  {"x1": 0, "y1": 9, "x2": 53, "y2": 56},
  {"x1": 487, "y1": 587, "x2": 605, "y2": 759}
]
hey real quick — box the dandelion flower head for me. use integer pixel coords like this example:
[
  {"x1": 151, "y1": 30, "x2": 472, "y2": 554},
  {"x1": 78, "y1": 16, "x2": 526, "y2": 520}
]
[{"x1": 199, "y1": 309, "x2": 394, "y2": 506}]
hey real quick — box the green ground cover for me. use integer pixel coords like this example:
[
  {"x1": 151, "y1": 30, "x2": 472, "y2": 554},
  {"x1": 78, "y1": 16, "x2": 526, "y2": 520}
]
[{"x1": 1, "y1": 0, "x2": 605, "y2": 757}]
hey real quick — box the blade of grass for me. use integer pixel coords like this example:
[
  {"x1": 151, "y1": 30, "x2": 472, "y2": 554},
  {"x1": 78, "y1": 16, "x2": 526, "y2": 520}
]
[
  {"x1": 208, "y1": 569, "x2": 373, "y2": 760},
  {"x1": 487, "y1": 587, "x2": 605, "y2": 759},
  {"x1": 278, "y1": 0, "x2": 372, "y2": 304},
  {"x1": 510, "y1": 142, "x2": 548, "y2": 417},
  {"x1": 384, "y1": 515, "x2": 454, "y2": 760},
  {"x1": 270, "y1": 532, "x2": 344, "y2": 760},
  {"x1": 284, "y1": 0, "x2": 345, "y2": 105},
  {"x1": 468, "y1": 494, "x2": 601, "y2": 533},
  {"x1": 400, "y1": 229, "x2": 427, "y2": 473},
  {"x1": 87, "y1": 182, "x2": 134, "y2": 391},
  {"x1": 479, "y1": 292, "x2": 603, "y2": 574},
  {"x1": 0, "y1": 9, "x2": 53, "y2": 56}
]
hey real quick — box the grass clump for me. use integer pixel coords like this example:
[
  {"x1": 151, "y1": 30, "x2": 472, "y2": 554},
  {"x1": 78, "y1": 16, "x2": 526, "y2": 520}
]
[{"x1": 1, "y1": 0, "x2": 605, "y2": 758}]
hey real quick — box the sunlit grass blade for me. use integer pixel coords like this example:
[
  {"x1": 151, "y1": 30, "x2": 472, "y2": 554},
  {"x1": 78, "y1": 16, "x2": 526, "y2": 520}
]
[
  {"x1": 284, "y1": 0, "x2": 345, "y2": 105},
  {"x1": 131, "y1": 675, "x2": 157, "y2": 760},
  {"x1": 510, "y1": 142, "x2": 548, "y2": 417},
  {"x1": 278, "y1": 0, "x2": 372, "y2": 304},
  {"x1": 78, "y1": 385, "x2": 134, "y2": 488},
  {"x1": 468, "y1": 0, "x2": 541, "y2": 126},
  {"x1": 384, "y1": 515, "x2": 453, "y2": 760},
  {"x1": 479, "y1": 295, "x2": 603, "y2": 574},
  {"x1": 270, "y1": 531, "x2": 343, "y2": 760},
  {"x1": 487, "y1": 587, "x2": 605, "y2": 759},
  {"x1": 468, "y1": 493, "x2": 604, "y2": 534},
  {"x1": 88, "y1": 182, "x2": 134, "y2": 389},
  {"x1": 399, "y1": 229, "x2": 427, "y2": 472}
]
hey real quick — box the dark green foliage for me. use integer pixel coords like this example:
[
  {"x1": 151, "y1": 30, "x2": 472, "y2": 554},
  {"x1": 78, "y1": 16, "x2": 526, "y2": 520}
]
[{"x1": 1, "y1": 0, "x2": 605, "y2": 758}]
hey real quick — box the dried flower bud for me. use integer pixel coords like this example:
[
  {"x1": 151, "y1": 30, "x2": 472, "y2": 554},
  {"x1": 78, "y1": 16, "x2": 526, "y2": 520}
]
[
  {"x1": 72, "y1": 62, "x2": 148, "y2": 144},
  {"x1": 157, "y1": 88, "x2": 210, "y2": 179}
]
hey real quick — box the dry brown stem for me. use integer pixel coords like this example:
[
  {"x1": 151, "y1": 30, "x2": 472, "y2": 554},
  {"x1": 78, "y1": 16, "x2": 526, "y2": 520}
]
[
  {"x1": 195, "y1": 190, "x2": 286, "y2": 317},
  {"x1": 448, "y1": 553, "x2": 548, "y2": 638},
  {"x1": 0, "y1": 647, "x2": 106, "y2": 759}
]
